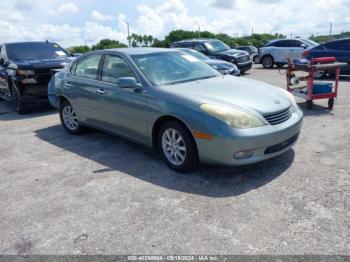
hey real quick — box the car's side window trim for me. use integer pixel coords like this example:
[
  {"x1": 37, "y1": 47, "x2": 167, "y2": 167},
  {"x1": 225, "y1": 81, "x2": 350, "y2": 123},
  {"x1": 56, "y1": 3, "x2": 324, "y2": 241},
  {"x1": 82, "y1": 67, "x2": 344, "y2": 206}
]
[{"x1": 100, "y1": 53, "x2": 141, "y2": 85}]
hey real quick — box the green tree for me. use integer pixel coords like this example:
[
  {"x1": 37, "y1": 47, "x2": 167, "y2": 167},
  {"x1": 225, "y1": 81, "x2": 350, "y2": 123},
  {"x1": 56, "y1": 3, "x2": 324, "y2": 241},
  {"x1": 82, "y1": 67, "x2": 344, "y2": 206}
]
[
  {"x1": 91, "y1": 39, "x2": 127, "y2": 51},
  {"x1": 69, "y1": 45, "x2": 91, "y2": 54}
]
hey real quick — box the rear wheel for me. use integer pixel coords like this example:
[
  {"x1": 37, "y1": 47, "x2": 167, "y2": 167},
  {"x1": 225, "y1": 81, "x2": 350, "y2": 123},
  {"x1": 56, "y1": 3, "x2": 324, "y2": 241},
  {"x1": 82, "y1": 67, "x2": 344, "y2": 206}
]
[
  {"x1": 262, "y1": 56, "x2": 274, "y2": 69},
  {"x1": 59, "y1": 100, "x2": 83, "y2": 134},
  {"x1": 158, "y1": 121, "x2": 198, "y2": 172}
]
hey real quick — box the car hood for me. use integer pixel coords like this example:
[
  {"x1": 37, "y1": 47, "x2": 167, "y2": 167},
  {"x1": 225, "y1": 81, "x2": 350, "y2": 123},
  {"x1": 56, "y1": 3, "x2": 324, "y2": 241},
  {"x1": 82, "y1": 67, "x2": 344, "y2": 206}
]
[
  {"x1": 11, "y1": 57, "x2": 74, "y2": 70},
  {"x1": 213, "y1": 49, "x2": 249, "y2": 57},
  {"x1": 163, "y1": 75, "x2": 291, "y2": 115},
  {"x1": 205, "y1": 59, "x2": 234, "y2": 67}
]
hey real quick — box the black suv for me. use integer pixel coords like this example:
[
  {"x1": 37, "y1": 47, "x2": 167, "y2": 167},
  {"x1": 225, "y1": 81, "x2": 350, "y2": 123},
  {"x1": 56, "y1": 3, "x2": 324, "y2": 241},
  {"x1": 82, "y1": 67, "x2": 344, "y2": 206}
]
[
  {"x1": 170, "y1": 39, "x2": 252, "y2": 73},
  {"x1": 0, "y1": 41, "x2": 73, "y2": 113}
]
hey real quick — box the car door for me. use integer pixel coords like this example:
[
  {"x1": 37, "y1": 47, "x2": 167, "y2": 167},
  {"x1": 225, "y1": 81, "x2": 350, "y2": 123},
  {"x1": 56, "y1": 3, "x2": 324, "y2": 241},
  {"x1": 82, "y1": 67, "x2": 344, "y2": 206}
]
[
  {"x1": 289, "y1": 40, "x2": 305, "y2": 60},
  {"x1": 273, "y1": 40, "x2": 290, "y2": 63},
  {"x1": 97, "y1": 54, "x2": 149, "y2": 143},
  {"x1": 63, "y1": 53, "x2": 103, "y2": 124}
]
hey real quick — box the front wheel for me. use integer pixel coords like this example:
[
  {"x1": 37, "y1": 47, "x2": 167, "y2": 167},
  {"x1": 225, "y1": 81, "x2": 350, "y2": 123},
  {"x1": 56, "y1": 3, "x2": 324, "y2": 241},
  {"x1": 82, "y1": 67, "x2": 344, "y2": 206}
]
[
  {"x1": 158, "y1": 121, "x2": 198, "y2": 172},
  {"x1": 59, "y1": 100, "x2": 83, "y2": 134},
  {"x1": 262, "y1": 56, "x2": 274, "y2": 69}
]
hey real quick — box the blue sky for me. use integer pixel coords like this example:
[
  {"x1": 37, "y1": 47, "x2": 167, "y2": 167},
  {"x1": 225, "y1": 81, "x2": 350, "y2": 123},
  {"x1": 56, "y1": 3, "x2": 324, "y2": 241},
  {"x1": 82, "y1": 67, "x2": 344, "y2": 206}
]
[{"x1": 0, "y1": 0, "x2": 349, "y2": 47}]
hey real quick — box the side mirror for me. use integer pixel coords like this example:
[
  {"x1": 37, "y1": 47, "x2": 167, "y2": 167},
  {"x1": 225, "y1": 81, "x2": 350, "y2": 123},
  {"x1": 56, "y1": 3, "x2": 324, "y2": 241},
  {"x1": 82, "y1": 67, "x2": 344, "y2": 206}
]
[
  {"x1": 117, "y1": 77, "x2": 138, "y2": 89},
  {"x1": 301, "y1": 44, "x2": 307, "y2": 49}
]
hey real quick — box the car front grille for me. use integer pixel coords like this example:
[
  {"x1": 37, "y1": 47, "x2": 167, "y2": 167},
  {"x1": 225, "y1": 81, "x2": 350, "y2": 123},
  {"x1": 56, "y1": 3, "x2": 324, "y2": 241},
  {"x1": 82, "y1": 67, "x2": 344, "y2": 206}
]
[
  {"x1": 237, "y1": 55, "x2": 251, "y2": 63},
  {"x1": 34, "y1": 68, "x2": 62, "y2": 84},
  {"x1": 264, "y1": 106, "x2": 293, "y2": 125}
]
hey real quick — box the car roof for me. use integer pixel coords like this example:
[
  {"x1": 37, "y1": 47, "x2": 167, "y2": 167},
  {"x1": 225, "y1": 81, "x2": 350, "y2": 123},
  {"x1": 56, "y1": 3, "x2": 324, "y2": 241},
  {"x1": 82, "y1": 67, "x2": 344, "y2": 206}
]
[
  {"x1": 324, "y1": 37, "x2": 350, "y2": 44},
  {"x1": 5, "y1": 41, "x2": 57, "y2": 45},
  {"x1": 173, "y1": 39, "x2": 220, "y2": 44},
  {"x1": 105, "y1": 47, "x2": 178, "y2": 55}
]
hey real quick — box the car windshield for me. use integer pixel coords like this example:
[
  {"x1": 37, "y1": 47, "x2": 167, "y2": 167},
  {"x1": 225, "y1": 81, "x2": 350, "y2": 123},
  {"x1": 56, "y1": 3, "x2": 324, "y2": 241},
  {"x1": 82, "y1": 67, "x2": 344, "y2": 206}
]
[
  {"x1": 204, "y1": 41, "x2": 230, "y2": 52},
  {"x1": 6, "y1": 42, "x2": 69, "y2": 60},
  {"x1": 303, "y1": 39, "x2": 319, "y2": 47},
  {"x1": 250, "y1": 46, "x2": 258, "y2": 52},
  {"x1": 132, "y1": 51, "x2": 220, "y2": 86},
  {"x1": 179, "y1": 49, "x2": 209, "y2": 61}
]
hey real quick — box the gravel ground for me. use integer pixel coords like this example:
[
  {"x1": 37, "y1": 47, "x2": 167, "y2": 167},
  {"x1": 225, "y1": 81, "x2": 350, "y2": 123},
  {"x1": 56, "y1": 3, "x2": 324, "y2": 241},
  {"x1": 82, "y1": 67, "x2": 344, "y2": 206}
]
[{"x1": 0, "y1": 65, "x2": 349, "y2": 255}]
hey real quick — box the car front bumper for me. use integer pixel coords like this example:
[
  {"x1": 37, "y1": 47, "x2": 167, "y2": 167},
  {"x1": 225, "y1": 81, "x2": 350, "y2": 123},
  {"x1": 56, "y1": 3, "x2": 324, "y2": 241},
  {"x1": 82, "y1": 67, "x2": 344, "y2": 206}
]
[
  {"x1": 195, "y1": 108, "x2": 303, "y2": 166},
  {"x1": 237, "y1": 61, "x2": 252, "y2": 73}
]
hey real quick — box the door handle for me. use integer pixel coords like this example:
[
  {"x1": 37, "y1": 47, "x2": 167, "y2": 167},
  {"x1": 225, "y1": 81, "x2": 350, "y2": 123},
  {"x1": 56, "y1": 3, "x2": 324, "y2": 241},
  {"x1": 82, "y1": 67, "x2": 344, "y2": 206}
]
[
  {"x1": 64, "y1": 82, "x2": 72, "y2": 87},
  {"x1": 96, "y1": 88, "x2": 105, "y2": 95}
]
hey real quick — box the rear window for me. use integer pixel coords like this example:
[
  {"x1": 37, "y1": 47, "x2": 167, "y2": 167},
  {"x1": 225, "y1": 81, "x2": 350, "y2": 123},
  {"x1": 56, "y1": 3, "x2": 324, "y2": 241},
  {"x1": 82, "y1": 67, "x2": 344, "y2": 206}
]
[{"x1": 6, "y1": 42, "x2": 68, "y2": 61}]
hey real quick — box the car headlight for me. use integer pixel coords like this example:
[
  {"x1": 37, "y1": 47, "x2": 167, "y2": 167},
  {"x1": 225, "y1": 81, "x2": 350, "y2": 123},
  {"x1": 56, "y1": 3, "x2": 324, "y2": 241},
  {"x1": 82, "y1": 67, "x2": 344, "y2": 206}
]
[
  {"x1": 200, "y1": 104, "x2": 265, "y2": 129},
  {"x1": 283, "y1": 90, "x2": 298, "y2": 110}
]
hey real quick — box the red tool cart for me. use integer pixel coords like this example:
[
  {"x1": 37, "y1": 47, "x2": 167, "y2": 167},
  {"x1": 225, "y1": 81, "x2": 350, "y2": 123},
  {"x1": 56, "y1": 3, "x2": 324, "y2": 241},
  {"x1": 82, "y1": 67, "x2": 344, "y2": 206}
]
[{"x1": 286, "y1": 57, "x2": 346, "y2": 110}]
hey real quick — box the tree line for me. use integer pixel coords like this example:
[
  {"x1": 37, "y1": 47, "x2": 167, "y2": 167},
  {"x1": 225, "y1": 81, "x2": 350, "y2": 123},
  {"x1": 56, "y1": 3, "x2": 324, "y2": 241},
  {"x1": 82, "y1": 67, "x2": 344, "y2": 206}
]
[{"x1": 68, "y1": 29, "x2": 350, "y2": 54}]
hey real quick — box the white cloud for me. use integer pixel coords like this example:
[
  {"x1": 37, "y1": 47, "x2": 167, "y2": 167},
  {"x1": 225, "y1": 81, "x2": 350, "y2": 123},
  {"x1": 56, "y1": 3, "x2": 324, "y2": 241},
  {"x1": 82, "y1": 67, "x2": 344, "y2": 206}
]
[
  {"x1": 90, "y1": 11, "x2": 113, "y2": 21},
  {"x1": 57, "y1": 2, "x2": 79, "y2": 14},
  {"x1": 83, "y1": 22, "x2": 127, "y2": 46}
]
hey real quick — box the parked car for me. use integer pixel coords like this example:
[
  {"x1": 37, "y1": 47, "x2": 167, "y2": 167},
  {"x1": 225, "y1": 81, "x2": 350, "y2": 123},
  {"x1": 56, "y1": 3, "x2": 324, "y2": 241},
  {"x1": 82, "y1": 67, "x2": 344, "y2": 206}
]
[
  {"x1": 258, "y1": 38, "x2": 319, "y2": 69},
  {"x1": 170, "y1": 39, "x2": 252, "y2": 73},
  {"x1": 0, "y1": 41, "x2": 73, "y2": 113},
  {"x1": 303, "y1": 38, "x2": 350, "y2": 78},
  {"x1": 236, "y1": 46, "x2": 259, "y2": 63},
  {"x1": 49, "y1": 48, "x2": 303, "y2": 172},
  {"x1": 177, "y1": 48, "x2": 240, "y2": 76}
]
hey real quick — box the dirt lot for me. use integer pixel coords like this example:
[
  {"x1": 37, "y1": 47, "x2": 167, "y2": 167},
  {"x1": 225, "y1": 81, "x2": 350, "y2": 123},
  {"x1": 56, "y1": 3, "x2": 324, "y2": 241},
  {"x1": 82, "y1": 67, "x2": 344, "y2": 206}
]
[{"x1": 0, "y1": 65, "x2": 349, "y2": 255}]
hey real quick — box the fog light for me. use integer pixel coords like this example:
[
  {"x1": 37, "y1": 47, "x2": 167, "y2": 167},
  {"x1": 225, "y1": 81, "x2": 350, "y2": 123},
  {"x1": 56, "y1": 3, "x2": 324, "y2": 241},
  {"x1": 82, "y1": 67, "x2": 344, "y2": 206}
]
[{"x1": 234, "y1": 150, "x2": 255, "y2": 159}]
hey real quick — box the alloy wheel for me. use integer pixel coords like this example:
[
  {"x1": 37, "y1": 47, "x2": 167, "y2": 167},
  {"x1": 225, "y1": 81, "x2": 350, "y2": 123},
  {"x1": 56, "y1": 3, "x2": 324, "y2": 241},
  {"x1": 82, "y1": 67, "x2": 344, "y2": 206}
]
[
  {"x1": 161, "y1": 128, "x2": 187, "y2": 166},
  {"x1": 62, "y1": 105, "x2": 78, "y2": 131}
]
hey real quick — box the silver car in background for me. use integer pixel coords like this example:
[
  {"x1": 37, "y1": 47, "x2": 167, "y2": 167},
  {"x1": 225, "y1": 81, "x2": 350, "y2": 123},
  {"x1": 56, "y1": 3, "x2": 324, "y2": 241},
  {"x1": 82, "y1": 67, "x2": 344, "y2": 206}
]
[{"x1": 258, "y1": 38, "x2": 319, "y2": 69}]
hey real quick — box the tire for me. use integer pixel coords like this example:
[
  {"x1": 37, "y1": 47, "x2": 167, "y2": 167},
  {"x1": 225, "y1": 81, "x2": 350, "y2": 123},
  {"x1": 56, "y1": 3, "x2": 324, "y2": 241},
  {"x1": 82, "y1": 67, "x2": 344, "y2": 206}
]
[
  {"x1": 59, "y1": 100, "x2": 84, "y2": 134},
  {"x1": 262, "y1": 56, "x2": 274, "y2": 69},
  {"x1": 328, "y1": 98, "x2": 334, "y2": 109},
  {"x1": 158, "y1": 121, "x2": 198, "y2": 172},
  {"x1": 307, "y1": 100, "x2": 313, "y2": 110},
  {"x1": 253, "y1": 55, "x2": 259, "y2": 64}
]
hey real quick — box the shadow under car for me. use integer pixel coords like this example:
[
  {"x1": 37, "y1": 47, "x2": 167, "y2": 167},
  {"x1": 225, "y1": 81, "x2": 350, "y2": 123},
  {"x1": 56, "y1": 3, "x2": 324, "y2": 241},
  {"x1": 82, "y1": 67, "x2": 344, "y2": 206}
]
[{"x1": 34, "y1": 124, "x2": 296, "y2": 198}]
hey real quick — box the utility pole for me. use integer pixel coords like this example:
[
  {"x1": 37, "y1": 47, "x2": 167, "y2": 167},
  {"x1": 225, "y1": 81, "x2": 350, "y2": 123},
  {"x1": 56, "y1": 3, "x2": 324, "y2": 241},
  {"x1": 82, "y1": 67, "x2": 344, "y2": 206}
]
[
  {"x1": 198, "y1": 25, "x2": 201, "y2": 38},
  {"x1": 329, "y1": 22, "x2": 333, "y2": 37},
  {"x1": 251, "y1": 27, "x2": 253, "y2": 36},
  {"x1": 125, "y1": 21, "x2": 131, "y2": 48}
]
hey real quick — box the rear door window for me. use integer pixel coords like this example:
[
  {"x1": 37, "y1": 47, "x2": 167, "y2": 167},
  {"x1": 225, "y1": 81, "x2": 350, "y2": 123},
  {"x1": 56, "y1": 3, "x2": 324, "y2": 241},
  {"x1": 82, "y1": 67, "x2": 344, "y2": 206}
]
[
  {"x1": 325, "y1": 41, "x2": 348, "y2": 50},
  {"x1": 274, "y1": 41, "x2": 289, "y2": 47},
  {"x1": 75, "y1": 54, "x2": 102, "y2": 80}
]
